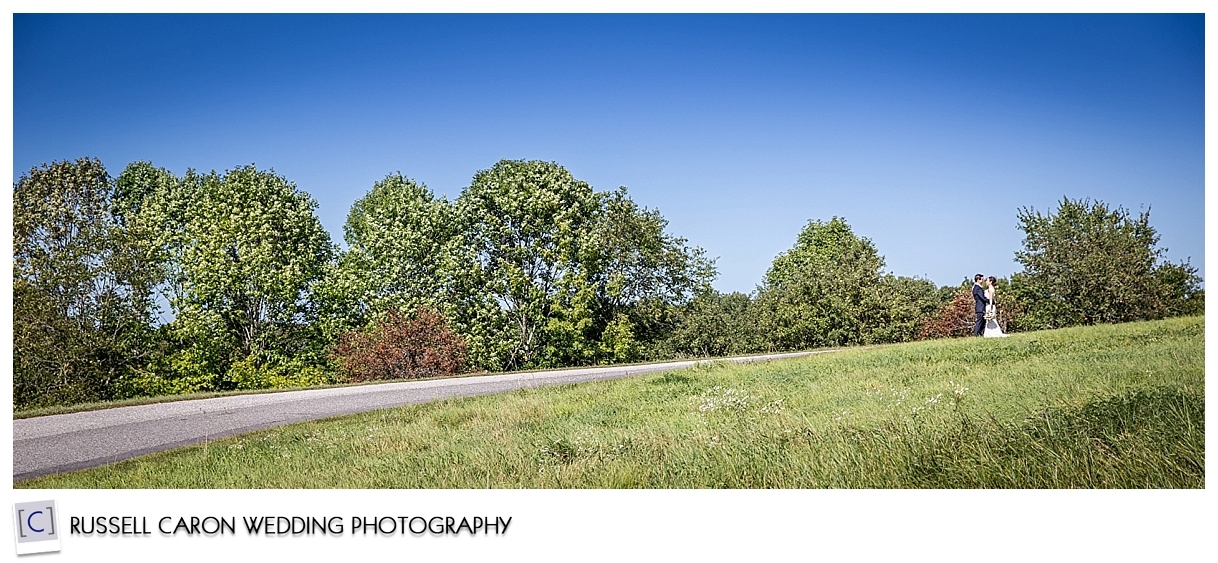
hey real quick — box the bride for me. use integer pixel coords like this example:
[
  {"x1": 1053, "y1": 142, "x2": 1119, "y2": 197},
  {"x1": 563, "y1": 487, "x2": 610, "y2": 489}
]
[{"x1": 983, "y1": 276, "x2": 1008, "y2": 338}]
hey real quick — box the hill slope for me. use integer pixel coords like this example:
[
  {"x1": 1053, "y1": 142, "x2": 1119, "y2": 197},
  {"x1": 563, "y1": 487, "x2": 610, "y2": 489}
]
[{"x1": 20, "y1": 316, "x2": 1203, "y2": 488}]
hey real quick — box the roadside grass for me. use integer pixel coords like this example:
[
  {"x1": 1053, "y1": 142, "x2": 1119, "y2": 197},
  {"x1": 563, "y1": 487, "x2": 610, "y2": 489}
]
[{"x1": 18, "y1": 316, "x2": 1203, "y2": 488}]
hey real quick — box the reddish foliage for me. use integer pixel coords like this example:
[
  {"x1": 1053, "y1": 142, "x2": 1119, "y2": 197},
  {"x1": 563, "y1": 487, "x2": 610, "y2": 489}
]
[
  {"x1": 920, "y1": 290, "x2": 977, "y2": 339},
  {"x1": 334, "y1": 308, "x2": 467, "y2": 382}
]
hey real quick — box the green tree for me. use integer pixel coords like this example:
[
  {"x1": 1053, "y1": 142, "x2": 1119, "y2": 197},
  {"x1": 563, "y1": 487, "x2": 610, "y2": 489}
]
[
  {"x1": 1014, "y1": 197, "x2": 1201, "y2": 328},
  {"x1": 316, "y1": 173, "x2": 456, "y2": 339},
  {"x1": 13, "y1": 158, "x2": 160, "y2": 407},
  {"x1": 866, "y1": 274, "x2": 947, "y2": 343},
  {"x1": 665, "y1": 291, "x2": 762, "y2": 357},
  {"x1": 1152, "y1": 261, "x2": 1204, "y2": 317},
  {"x1": 117, "y1": 163, "x2": 335, "y2": 388},
  {"x1": 452, "y1": 159, "x2": 602, "y2": 370},
  {"x1": 754, "y1": 217, "x2": 887, "y2": 349},
  {"x1": 585, "y1": 187, "x2": 717, "y2": 362},
  {"x1": 449, "y1": 160, "x2": 716, "y2": 370}
]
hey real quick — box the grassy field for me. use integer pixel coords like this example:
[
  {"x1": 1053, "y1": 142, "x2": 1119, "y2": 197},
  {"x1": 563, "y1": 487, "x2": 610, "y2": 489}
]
[{"x1": 19, "y1": 316, "x2": 1204, "y2": 488}]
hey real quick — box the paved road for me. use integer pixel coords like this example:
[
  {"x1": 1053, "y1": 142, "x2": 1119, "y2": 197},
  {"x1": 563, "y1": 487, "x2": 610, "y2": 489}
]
[{"x1": 14, "y1": 351, "x2": 825, "y2": 482}]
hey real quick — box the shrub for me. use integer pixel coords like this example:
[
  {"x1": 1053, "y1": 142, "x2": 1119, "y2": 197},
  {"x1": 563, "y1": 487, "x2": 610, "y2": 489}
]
[
  {"x1": 224, "y1": 356, "x2": 341, "y2": 390},
  {"x1": 664, "y1": 291, "x2": 763, "y2": 357},
  {"x1": 1014, "y1": 197, "x2": 1201, "y2": 327},
  {"x1": 920, "y1": 290, "x2": 977, "y2": 339},
  {"x1": 755, "y1": 217, "x2": 885, "y2": 350},
  {"x1": 334, "y1": 308, "x2": 467, "y2": 382},
  {"x1": 114, "y1": 347, "x2": 220, "y2": 399},
  {"x1": 865, "y1": 275, "x2": 948, "y2": 344}
]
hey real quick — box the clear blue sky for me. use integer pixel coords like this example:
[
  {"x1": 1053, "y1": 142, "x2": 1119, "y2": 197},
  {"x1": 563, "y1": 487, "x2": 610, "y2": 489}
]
[{"x1": 14, "y1": 14, "x2": 1204, "y2": 293}]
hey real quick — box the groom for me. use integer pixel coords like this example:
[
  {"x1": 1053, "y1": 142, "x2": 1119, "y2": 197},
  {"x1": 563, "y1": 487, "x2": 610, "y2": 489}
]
[{"x1": 972, "y1": 274, "x2": 989, "y2": 336}]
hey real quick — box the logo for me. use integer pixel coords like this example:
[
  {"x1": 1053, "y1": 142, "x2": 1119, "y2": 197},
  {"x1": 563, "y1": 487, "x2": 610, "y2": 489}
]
[{"x1": 13, "y1": 500, "x2": 60, "y2": 555}]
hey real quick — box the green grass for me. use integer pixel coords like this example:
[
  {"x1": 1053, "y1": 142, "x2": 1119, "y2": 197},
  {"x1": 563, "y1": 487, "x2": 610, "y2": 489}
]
[{"x1": 18, "y1": 317, "x2": 1203, "y2": 488}]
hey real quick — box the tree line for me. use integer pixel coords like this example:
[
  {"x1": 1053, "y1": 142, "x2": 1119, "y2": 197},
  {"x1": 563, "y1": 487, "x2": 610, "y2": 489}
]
[{"x1": 13, "y1": 157, "x2": 1203, "y2": 409}]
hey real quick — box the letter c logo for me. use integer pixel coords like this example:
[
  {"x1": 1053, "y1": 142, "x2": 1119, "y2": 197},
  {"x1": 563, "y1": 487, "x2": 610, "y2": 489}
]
[{"x1": 27, "y1": 510, "x2": 44, "y2": 533}]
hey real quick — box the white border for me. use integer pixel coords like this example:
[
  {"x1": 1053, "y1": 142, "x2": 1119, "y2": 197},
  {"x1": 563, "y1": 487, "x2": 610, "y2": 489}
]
[{"x1": 5, "y1": 4, "x2": 1214, "y2": 561}]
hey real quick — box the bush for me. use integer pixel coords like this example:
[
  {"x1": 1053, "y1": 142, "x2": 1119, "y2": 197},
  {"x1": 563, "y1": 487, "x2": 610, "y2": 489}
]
[
  {"x1": 920, "y1": 289, "x2": 977, "y2": 339},
  {"x1": 334, "y1": 308, "x2": 468, "y2": 382},
  {"x1": 114, "y1": 347, "x2": 220, "y2": 399},
  {"x1": 224, "y1": 356, "x2": 341, "y2": 391},
  {"x1": 1014, "y1": 197, "x2": 1201, "y2": 327},
  {"x1": 755, "y1": 217, "x2": 885, "y2": 350},
  {"x1": 599, "y1": 314, "x2": 642, "y2": 364},
  {"x1": 865, "y1": 275, "x2": 947, "y2": 344},
  {"x1": 664, "y1": 291, "x2": 763, "y2": 357},
  {"x1": 1152, "y1": 261, "x2": 1204, "y2": 318}
]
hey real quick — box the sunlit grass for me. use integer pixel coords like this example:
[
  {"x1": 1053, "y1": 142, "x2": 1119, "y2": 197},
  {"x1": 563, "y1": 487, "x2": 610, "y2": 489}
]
[{"x1": 19, "y1": 316, "x2": 1203, "y2": 488}]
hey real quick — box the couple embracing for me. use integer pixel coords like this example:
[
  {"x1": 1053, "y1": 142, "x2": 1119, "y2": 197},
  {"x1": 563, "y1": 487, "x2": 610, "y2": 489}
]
[{"x1": 972, "y1": 274, "x2": 1007, "y2": 338}]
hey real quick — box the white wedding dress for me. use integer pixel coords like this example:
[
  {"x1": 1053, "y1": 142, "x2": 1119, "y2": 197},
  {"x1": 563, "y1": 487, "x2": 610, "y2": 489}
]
[{"x1": 983, "y1": 288, "x2": 1007, "y2": 338}]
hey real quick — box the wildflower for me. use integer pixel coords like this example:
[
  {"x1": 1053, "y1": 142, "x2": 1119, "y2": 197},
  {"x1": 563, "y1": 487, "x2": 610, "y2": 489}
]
[
  {"x1": 760, "y1": 399, "x2": 784, "y2": 414},
  {"x1": 697, "y1": 386, "x2": 751, "y2": 413}
]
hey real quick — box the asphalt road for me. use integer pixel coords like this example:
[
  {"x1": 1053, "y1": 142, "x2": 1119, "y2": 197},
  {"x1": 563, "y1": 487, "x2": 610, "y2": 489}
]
[{"x1": 14, "y1": 351, "x2": 824, "y2": 482}]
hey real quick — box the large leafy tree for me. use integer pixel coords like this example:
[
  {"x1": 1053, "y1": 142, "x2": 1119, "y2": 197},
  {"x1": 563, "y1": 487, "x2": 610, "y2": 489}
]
[
  {"x1": 114, "y1": 161, "x2": 189, "y2": 312},
  {"x1": 316, "y1": 173, "x2": 456, "y2": 339},
  {"x1": 1013, "y1": 197, "x2": 1202, "y2": 328},
  {"x1": 449, "y1": 160, "x2": 716, "y2": 370},
  {"x1": 117, "y1": 163, "x2": 334, "y2": 385},
  {"x1": 754, "y1": 217, "x2": 888, "y2": 349},
  {"x1": 585, "y1": 187, "x2": 717, "y2": 361},
  {"x1": 13, "y1": 158, "x2": 159, "y2": 407},
  {"x1": 453, "y1": 159, "x2": 602, "y2": 370},
  {"x1": 186, "y1": 166, "x2": 333, "y2": 360}
]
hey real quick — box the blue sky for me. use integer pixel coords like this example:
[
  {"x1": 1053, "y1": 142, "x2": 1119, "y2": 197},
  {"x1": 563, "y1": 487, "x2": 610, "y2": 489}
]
[{"x1": 14, "y1": 14, "x2": 1204, "y2": 293}]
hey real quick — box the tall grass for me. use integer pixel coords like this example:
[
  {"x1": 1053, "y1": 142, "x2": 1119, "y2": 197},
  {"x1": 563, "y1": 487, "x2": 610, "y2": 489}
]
[{"x1": 19, "y1": 317, "x2": 1203, "y2": 488}]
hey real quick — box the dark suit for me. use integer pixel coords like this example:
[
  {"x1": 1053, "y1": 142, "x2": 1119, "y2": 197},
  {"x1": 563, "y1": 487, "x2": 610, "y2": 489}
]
[{"x1": 972, "y1": 282, "x2": 990, "y2": 336}]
